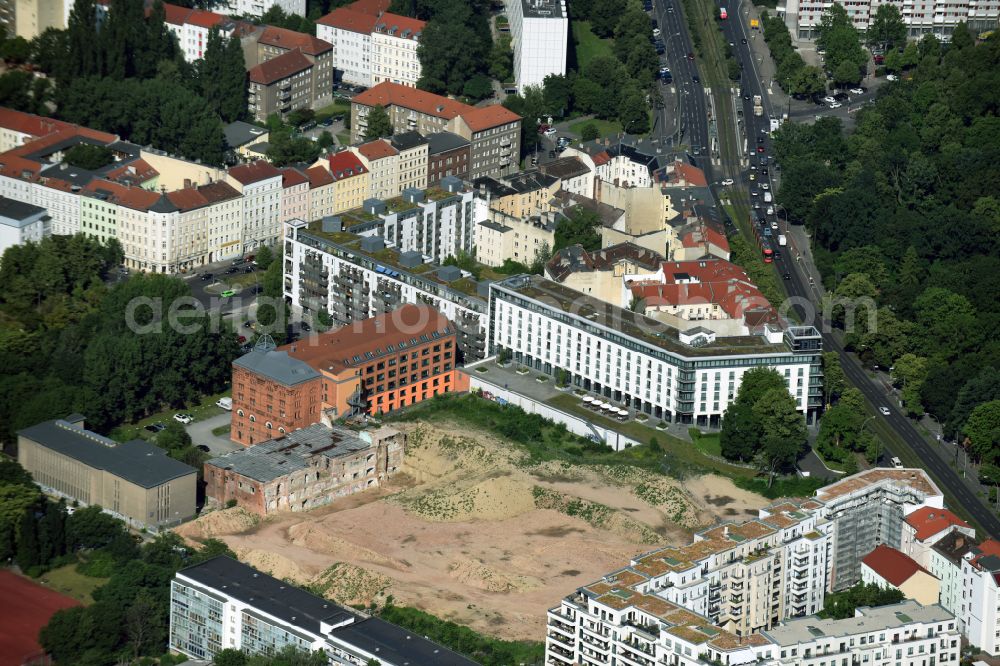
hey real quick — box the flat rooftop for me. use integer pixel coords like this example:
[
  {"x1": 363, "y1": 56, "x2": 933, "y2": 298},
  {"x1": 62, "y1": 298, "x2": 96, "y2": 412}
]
[
  {"x1": 493, "y1": 274, "x2": 788, "y2": 358},
  {"x1": 815, "y1": 468, "x2": 940, "y2": 504},
  {"x1": 762, "y1": 600, "x2": 953, "y2": 646},
  {"x1": 518, "y1": 0, "x2": 566, "y2": 19},
  {"x1": 205, "y1": 423, "x2": 373, "y2": 483}
]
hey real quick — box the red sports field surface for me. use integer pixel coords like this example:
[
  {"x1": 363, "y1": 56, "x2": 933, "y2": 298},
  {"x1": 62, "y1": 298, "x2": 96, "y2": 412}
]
[{"x1": 0, "y1": 570, "x2": 79, "y2": 666}]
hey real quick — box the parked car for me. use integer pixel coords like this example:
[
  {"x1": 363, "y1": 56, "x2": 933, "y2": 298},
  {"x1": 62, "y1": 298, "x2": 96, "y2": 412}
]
[
  {"x1": 822, "y1": 95, "x2": 836, "y2": 104},
  {"x1": 886, "y1": 73, "x2": 898, "y2": 81},
  {"x1": 216, "y1": 397, "x2": 233, "y2": 411},
  {"x1": 196, "y1": 445, "x2": 211, "y2": 453},
  {"x1": 828, "y1": 102, "x2": 842, "y2": 109},
  {"x1": 300, "y1": 321, "x2": 312, "y2": 332},
  {"x1": 200, "y1": 273, "x2": 214, "y2": 281},
  {"x1": 692, "y1": 75, "x2": 700, "y2": 83},
  {"x1": 226, "y1": 266, "x2": 239, "y2": 274},
  {"x1": 319, "y1": 117, "x2": 334, "y2": 127},
  {"x1": 173, "y1": 413, "x2": 194, "y2": 424},
  {"x1": 652, "y1": 28, "x2": 661, "y2": 37},
  {"x1": 543, "y1": 127, "x2": 557, "y2": 136},
  {"x1": 761, "y1": 183, "x2": 769, "y2": 190},
  {"x1": 145, "y1": 422, "x2": 166, "y2": 433},
  {"x1": 891, "y1": 456, "x2": 903, "y2": 468},
  {"x1": 849, "y1": 86, "x2": 866, "y2": 95},
  {"x1": 721, "y1": 178, "x2": 734, "y2": 186}
]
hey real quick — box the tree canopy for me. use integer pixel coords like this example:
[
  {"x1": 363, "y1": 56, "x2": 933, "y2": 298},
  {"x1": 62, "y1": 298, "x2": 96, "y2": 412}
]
[{"x1": 363, "y1": 104, "x2": 394, "y2": 140}]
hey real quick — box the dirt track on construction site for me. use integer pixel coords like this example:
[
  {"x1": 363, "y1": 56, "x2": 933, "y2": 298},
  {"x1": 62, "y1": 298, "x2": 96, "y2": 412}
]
[{"x1": 175, "y1": 421, "x2": 768, "y2": 641}]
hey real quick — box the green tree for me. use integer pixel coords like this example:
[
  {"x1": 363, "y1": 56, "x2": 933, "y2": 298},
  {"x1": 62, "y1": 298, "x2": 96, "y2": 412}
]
[
  {"x1": 950, "y1": 21, "x2": 973, "y2": 50},
  {"x1": 0, "y1": 483, "x2": 39, "y2": 560},
  {"x1": 1, "y1": 36, "x2": 31, "y2": 63},
  {"x1": 617, "y1": 84, "x2": 650, "y2": 134},
  {"x1": 16, "y1": 505, "x2": 40, "y2": 570},
  {"x1": 833, "y1": 59, "x2": 861, "y2": 86},
  {"x1": 462, "y1": 74, "x2": 493, "y2": 101},
  {"x1": 38, "y1": 500, "x2": 67, "y2": 564},
  {"x1": 488, "y1": 34, "x2": 513, "y2": 82},
  {"x1": 867, "y1": 4, "x2": 907, "y2": 50},
  {"x1": 580, "y1": 123, "x2": 600, "y2": 141},
  {"x1": 317, "y1": 130, "x2": 334, "y2": 150},
  {"x1": 964, "y1": 400, "x2": 1000, "y2": 464},
  {"x1": 256, "y1": 245, "x2": 275, "y2": 271},
  {"x1": 64, "y1": 144, "x2": 115, "y2": 170},
  {"x1": 819, "y1": 582, "x2": 905, "y2": 619},
  {"x1": 720, "y1": 403, "x2": 760, "y2": 462},
  {"x1": 363, "y1": 104, "x2": 393, "y2": 140},
  {"x1": 792, "y1": 65, "x2": 826, "y2": 97},
  {"x1": 817, "y1": 403, "x2": 864, "y2": 452},
  {"x1": 891, "y1": 353, "x2": 928, "y2": 417},
  {"x1": 542, "y1": 74, "x2": 572, "y2": 117},
  {"x1": 736, "y1": 368, "x2": 788, "y2": 407},
  {"x1": 945, "y1": 368, "x2": 1000, "y2": 439},
  {"x1": 553, "y1": 207, "x2": 602, "y2": 252},
  {"x1": 753, "y1": 388, "x2": 807, "y2": 486},
  {"x1": 215, "y1": 649, "x2": 249, "y2": 666}
]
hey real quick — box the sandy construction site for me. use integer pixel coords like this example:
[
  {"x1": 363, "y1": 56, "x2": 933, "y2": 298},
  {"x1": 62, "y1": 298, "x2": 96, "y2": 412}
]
[{"x1": 176, "y1": 422, "x2": 768, "y2": 640}]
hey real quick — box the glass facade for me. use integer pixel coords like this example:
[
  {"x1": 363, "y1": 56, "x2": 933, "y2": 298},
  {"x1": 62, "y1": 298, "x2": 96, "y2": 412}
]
[
  {"x1": 241, "y1": 609, "x2": 314, "y2": 656},
  {"x1": 170, "y1": 580, "x2": 225, "y2": 659}
]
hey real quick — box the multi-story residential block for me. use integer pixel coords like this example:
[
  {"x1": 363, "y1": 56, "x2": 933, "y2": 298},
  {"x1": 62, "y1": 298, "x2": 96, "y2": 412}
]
[
  {"x1": 538, "y1": 155, "x2": 594, "y2": 198},
  {"x1": 304, "y1": 163, "x2": 336, "y2": 220},
  {"x1": 370, "y1": 13, "x2": 424, "y2": 86},
  {"x1": 225, "y1": 0, "x2": 305, "y2": 19},
  {"x1": 760, "y1": 600, "x2": 961, "y2": 666},
  {"x1": 226, "y1": 160, "x2": 283, "y2": 253},
  {"x1": 169, "y1": 556, "x2": 478, "y2": 665},
  {"x1": 205, "y1": 421, "x2": 404, "y2": 514},
  {"x1": 544, "y1": 242, "x2": 664, "y2": 304},
  {"x1": 352, "y1": 139, "x2": 400, "y2": 200},
  {"x1": 285, "y1": 216, "x2": 489, "y2": 361},
  {"x1": 165, "y1": 181, "x2": 245, "y2": 265},
  {"x1": 245, "y1": 26, "x2": 333, "y2": 122},
  {"x1": 489, "y1": 274, "x2": 823, "y2": 426},
  {"x1": 0, "y1": 196, "x2": 48, "y2": 256},
  {"x1": 0, "y1": 108, "x2": 75, "y2": 153},
  {"x1": 163, "y1": 3, "x2": 231, "y2": 62},
  {"x1": 230, "y1": 304, "x2": 464, "y2": 445},
  {"x1": 673, "y1": 220, "x2": 731, "y2": 261},
  {"x1": 390, "y1": 130, "x2": 428, "y2": 192},
  {"x1": 426, "y1": 131, "x2": 470, "y2": 185},
  {"x1": 351, "y1": 82, "x2": 521, "y2": 178},
  {"x1": 861, "y1": 544, "x2": 941, "y2": 606},
  {"x1": 315, "y1": 0, "x2": 422, "y2": 87},
  {"x1": 503, "y1": 0, "x2": 568, "y2": 90},
  {"x1": 223, "y1": 121, "x2": 270, "y2": 161},
  {"x1": 626, "y1": 258, "x2": 779, "y2": 337},
  {"x1": 324, "y1": 150, "x2": 370, "y2": 213},
  {"x1": 814, "y1": 468, "x2": 944, "y2": 591},
  {"x1": 471, "y1": 171, "x2": 565, "y2": 267},
  {"x1": 780, "y1": 0, "x2": 1000, "y2": 40},
  {"x1": 959, "y1": 538, "x2": 1000, "y2": 655},
  {"x1": 899, "y1": 506, "x2": 974, "y2": 569},
  {"x1": 280, "y1": 167, "x2": 309, "y2": 222},
  {"x1": 929, "y1": 531, "x2": 978, "y2": 622},
  {"x1": 18, "y1": 415, "x2": 196, "y2": 530}
]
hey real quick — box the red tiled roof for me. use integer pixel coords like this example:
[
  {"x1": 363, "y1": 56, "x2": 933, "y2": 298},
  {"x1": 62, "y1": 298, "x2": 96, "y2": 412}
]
[
  {"x1": 166, "y1": 180, "x2": 241, "y2": 211},
  {"x1": 83, "y1": 179, "x2": 161, "y2": 212},
  {"x1": 327, "y1": 151, "x2": 367, "y2": 181},
  {"x1": 352, "y1": 82, "x2": 469, "y2": 120},
  {"x1": 862, "y1": 545, "x2": 932, "y2": 587},
  {"x1": 346, "y1": 0, "x2": 391, "y2": 15},
  {"x1": 681, "y1": 223, "x2": 730, "y2": 254},
  {"x1": 972, "y1": 539, "x2": 1000, "y2": 569},
  {"x1": 0, "y1": 109, "x2": 72, "y2": 138},
  {"x1": 248, "y1": 49, "x2": 313, "y2": 85},
  {"x1": 281, "y1": 167, "x2": 309, "y2": 188},
  {"x1": 258, "y1": 26, "x2": 331, "y2": 55},
  {"x1": 166, "y1": 187, "x2": 207, "y2": 211},
  {"x1": 459, "y1": 104, "x2": 521, "y2": 132},
  {"x1": 163, "y1": 3, "x2": 192, "y2": 26},
  {"x1": 356, "y1": 139, "x2": 398, "y2": 161},
  {"x1": 186, "y1": 8, "x2": 226, "y2": 29},
  {"x1": 628, "y1": 258, "x2": 772, "y2": 320},
  {"x1": 373, "y1": 12, "x2": 426, "y2": 39},
  {"x1": 198, "y1": 181, "x2": 241, "y2": 203},
  {"x1": 106, "y1": 159, "x2": 158, "y2": 186},
  {"x1": 592, "y1": 151, "x2": 611, "y2": 167},
  {"x1": 305, "y1": 165, "x2": 335, "y2": 188},
  {"x1": 228, "y1": 160, "x2": 281, "y2": 185},
  {"x1": 316, "y1": 7, "x2": 380, "y2": 33},
  {"x1": 670, "y1": 161, "x2": 708, "y2": 187},
  {"x1": 904, "y1": 507, "x2": 971, "y2": 542}
]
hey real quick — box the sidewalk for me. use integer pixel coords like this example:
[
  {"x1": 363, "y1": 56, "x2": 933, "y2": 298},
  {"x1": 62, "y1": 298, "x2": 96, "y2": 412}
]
[{"x1": 740, "y1": 0, "x2": 789, "y2": 120}]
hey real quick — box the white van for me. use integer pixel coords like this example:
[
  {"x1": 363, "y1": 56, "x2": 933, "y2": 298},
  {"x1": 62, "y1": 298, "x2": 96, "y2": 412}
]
[
  {"x1": 763, "y1": 192, "x2": 773, "y2": 203},
  {"x1": 216, "y1": 397, "x2": 233, "y2": 411}
]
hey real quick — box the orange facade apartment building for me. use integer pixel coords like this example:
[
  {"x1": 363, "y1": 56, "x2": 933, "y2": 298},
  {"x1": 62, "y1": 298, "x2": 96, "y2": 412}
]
[{"x1": 231, "y1": 304, "x2": 467, "y2": 446}]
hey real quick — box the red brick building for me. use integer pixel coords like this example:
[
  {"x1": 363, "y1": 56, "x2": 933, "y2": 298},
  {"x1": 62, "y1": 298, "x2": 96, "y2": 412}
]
[{"x1": 230, "y1": 305, "x2": 467, "y2": 446}]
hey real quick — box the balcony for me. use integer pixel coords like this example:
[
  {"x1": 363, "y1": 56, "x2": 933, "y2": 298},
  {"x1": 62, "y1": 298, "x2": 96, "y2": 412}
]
[{"x1": 547, "y1": 632, "x2": 574, "y2": 650}]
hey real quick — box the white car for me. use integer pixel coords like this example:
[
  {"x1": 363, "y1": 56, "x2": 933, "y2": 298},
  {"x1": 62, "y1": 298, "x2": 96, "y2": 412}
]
[
  {"x1": 886, "y1": 74, "x2": 898, "y2": 81},
  {"x1": 766, "y1": 206, "x2": 774, "y2": 215},
  {"x1": 652, "y1": 28, "x2": 661, "y2": 37},
  {"x1": 173, "y1": 413, "x2": 194, "y2": 424},
  {"x1": 822, "y1": 95, "x2": 836, "y2": 103},
  {"x1": 879, "y1": 407, "x2": 891, "y2": 416},
  {"x1": 543, "y1": 127, "x2": 557, "y2": 136},
  {"x1": 849, "y1": 87, "x2": 864, "y2": 95},
  {"x1": 828, "y1": 102, "x2": 842, "y2": 108},
  {"x1": 721, "y1": 178, "x2": 734, "y2": 186},
  {"x1": 891, "y1": 456, "x2": 903, "y2": 469},
  {"x1": 761, "y1": 183, "x2": 769, "y2": 190},
  {"x1": 771, "y1": 221, "x2": 779, "y2": 230}
]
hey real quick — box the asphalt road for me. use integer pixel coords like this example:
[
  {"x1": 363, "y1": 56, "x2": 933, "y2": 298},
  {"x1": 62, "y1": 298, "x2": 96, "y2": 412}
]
[
  {"x1": 705, "y1": 3, "x2": 1000, "y2": 537},
  {"x1": 651, "y1": 0, "x2": 711, "y2": 163}
]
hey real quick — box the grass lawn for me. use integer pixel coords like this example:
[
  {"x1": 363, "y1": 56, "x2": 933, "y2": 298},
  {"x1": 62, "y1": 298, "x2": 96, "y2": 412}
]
[
  {"x1": 314, "y1": 100, "x2": 351, "y2": 120},
  {"x1": 572, "y1": 20, "x2": 613, "y2": 71},
  {"x1": 40, "y1": 564, "x2": 108, "y2": 605},
  {"x1": 109, "y1": 390, "x2": 230, "y2": 443},
  {"x1": 211, "y1": 424, "x2": 231, "y2": 437},
  {"x1": 336, "y1": 130, "x2": 352, "y2": 146},
  {"x1": 689, "y1": 428, "x2": 722, "y2": 457},
  {"x1": 546, "y1": 392, "x2": 756, "y2": 479},
  {"x1": 568, "y1": 118, "x2": 623, "y2": 139},
  {"x1": 222, "y1": 271, "x2": 263, "y2": 289}
]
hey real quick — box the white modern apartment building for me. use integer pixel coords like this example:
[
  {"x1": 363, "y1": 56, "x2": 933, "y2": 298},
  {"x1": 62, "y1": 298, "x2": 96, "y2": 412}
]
[
  {"x1": 225, "y1": 0, "x2": 304, "y2": 19},
  {"x1": 780, "y1": 0, "x2": 1000, "y2": 40},
  {"x1": 503, "y1": 0, "x2": 568, "y2": 90},
  {"x1": 814, "y1": 468, "x2": 944, "y2": 591},
  {"x1": 169, "y1": 556, "x2": 477, "y2": 666},
  {"x1": 316, "y1": 1, "x2": 424, "y2": 88},
  {"x1": 226, "y1": 160, "x2": 283, "y2": 254},
  {"x1": 929, "y1": 531, "x2": 978, "y2": 625},
  {"x1": 0, "y1": 196, "x2": 48, "y2": 256},
  {"x1": 488, "y1": 274, "x2": 823, "y2": 427},
  {"x1": 284, "y1": 209, "x2": 489, "y2": 361},
  {"x1": 959, "y1": 539, "x2": 1000, "y2": 655}
]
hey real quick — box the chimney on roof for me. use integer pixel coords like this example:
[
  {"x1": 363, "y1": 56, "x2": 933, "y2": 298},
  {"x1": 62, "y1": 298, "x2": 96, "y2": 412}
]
[{"x1": 184, "y1": 178, "x2": 193, "y2": 189}]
